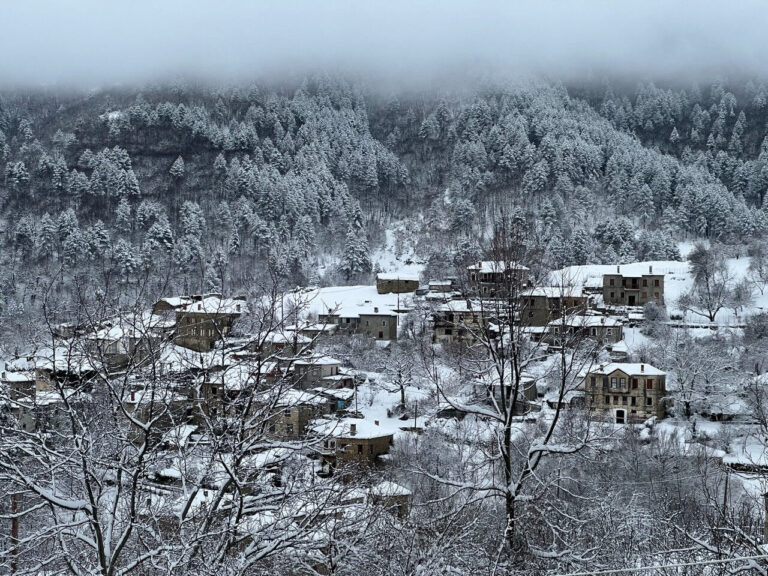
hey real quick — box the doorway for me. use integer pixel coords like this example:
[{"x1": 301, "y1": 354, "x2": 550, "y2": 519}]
[
  {"x1": 628, "y1": 295, "x2": 636, "y2": 306},
  {"x1": 615, "y1": 409, "x2": 625, "y2": 424}
]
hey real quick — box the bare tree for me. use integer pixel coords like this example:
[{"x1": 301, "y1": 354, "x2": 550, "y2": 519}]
[
  {"x1": 678, "y1": 243, "x2": 734, "y2": 322},
  {"x1": 414, "y1": 217, "x2": 601, "y2": 567}
]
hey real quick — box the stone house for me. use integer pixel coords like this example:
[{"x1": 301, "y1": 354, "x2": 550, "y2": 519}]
[
  {"x1": 314, "y1": 419, "x2": 394, "y2": 475},
  {"x1": 584, "y1": 363, "x2": 666, "y2": 423},
  {"x1": 467, "y1": 260, "x2": 531, "y2": 297},
  {"x1": 174, "y1": 296, "x2": 247, "y2": 352},
  {"x1": 261, "y1": 390, "x2": 329, "y2": 441},
  {"x1": 474, "y1": 374, "x2": 538, "y2": 412},
  {"x1": 432, "y1": 300, "x2": 485, "y2": 344},
  {"x1": 519, "y1": 287, "x2": 588, "y2": 326},
  {"x1": 544, "y1": 315, "x2": 623, "y2": 346},
  {"x1": 293, "y1": 355, "x2": 353, "y2": 389},
  {"x1": 602, "y1": 265, "x2": 665, "y2": 307},
  {"x1": 358, "y1": 308, "x2": 398, "y2": 340},
  {"x1": 376, "y1": 273, "x2": 420, "y2": 294}
]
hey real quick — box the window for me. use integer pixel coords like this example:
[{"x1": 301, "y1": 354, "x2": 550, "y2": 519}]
[
  {"x1": 610, "y1": 292, "x2": 615, "y2": 298},
  {"x1": 632, "y1": 378, "x2": 638, "y2": 389},
  {"x1": 211, "y1": 387, "x2": 218, "y2": 396},
  {"x1": 630, "y1": 396, "x2": 636, "y2": 406},
  {"x1": 591, "y1": 328, "x2": 597, "y2": 336},
  {"x1": 444, "y1": 328, "x2": 453, "y2": 335},
  {"x1": 609, "y1": 279, "x2": 615, "y2": 286},
  {"x1": 646, "y1": 380, "x2": 653, "y2": 389},
  {"x1": 642, "y1": 292, "x2": 647, "y2": 298},
  {"x1": 654, "y1": 279, "x2": 660, "y2": 287},
  {"x1": 605, "y1": 395, "x2": 610, "y2": 404},
  {"x1": 622, "y1": 396, "x2": 627, "y2": 405},
  {"x1": 643, "y1": 279, "x2": 648, "y2": 287},
  {"x1": 285, "y1": 424, "x2": 294, "y2": 435},
  {"x1": 621, "y1": 292, "x2": 625, "y2": 298},
  {"x1": 269, "y1": 423, "x2": 276, "y2": 433},
  {"x1": 654, "y1": 292, "x2": 660, "y2": 299},
  {"x1": 607, "y1": 328, "x2": 613, "y2": 335},
  {"x1": 529, "y1": 311, "x2": 534, "y2": 318},
  {"x1": 610, "y1": 377, "x2": 617, "y2": 388},
  {"x1": 613, "y1": 395, "x2": 619, "y2": 404},
  {"x1": 357, "y1": 444, "x2": 363, "y2": 454},
  {"x1": 646, "y1": 397, "x2": 653, "y2": 406},
  {"x1": 382, "y1": 320, "x2": 387, "y2": 326},
  {"x1": 590, "y1": 377, "x2": 596, "y2": 387},
  {"x1": 619, "y1": 378, "x2": 626, "y2": 388}
]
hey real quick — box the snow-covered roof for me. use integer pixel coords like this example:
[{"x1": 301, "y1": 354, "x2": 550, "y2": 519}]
[
  {"x1": 156, "y1": 296, "x2": 193, "y2": 308},
  {"x1": 521, "y1": 287, "x2": 584, "y2": 298},
  {"x1": 306, "y1": 285, "x2": 411, "y2": 320},
  {"x1": 180, "y1": 297, "x2": 247, "y2": 315},
  {"x1": 161, "y1": 424, "x2": 198, "y2": 448},
  {"x1": 370, "y1": 480, "x2": 411, "y2": 497},
  {"x1": 311, "y1": 387, "x2": 356, "y2": 401},
  {"x1": 202, "y1": 362, "x2": 278, "y2": 391},
  {"x1": 589, "y1": 363, "x2": 665, "y2": 377},
  {"x1": 309, "y1": 417, "x2": 396, "y2": 440},
  {"x1": 255, "y1": 388, "x2": 328, "y2": 408},
  {"x1": 610, "y1": 340, "x2": 629, "y2": 353},
  {"x1": 467, "y1": 260, "x2": 530, "y2": 273},
  {"x1": 561, "y1": 315, "x2": 622, "y2": 328},
  {"x1": 1, "y1": 370, "x2": 35, "y2": 383},
  {"x1": 377, "y1": 272, "x2": 419, "y2": 282},
  {"x1": 294, "y1": 355, "x2": 342, "y2": 367}
]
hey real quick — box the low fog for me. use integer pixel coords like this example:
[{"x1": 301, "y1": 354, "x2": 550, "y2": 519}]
[{"x1": 1, "y1": 0, "x2": 766, "y2": 87}]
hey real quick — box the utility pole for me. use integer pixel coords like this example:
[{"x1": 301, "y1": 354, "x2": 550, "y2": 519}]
[{"x1": 11, "y1": 491, "x2": 18, "y2": 574}]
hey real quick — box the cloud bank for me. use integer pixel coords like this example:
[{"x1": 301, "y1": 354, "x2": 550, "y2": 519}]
[{"x1": 1, "y1": 0, "x2": 766, "y2": 88}]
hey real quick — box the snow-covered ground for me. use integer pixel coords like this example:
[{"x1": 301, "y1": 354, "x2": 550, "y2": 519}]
[{"x1": 371, "y1": 222, "x2": 424, "y2": 280}]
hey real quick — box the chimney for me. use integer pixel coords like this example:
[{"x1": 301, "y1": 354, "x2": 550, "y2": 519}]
[
  {"x1": 197, "y1": 304, "x2": 202, "y2": 311},
  {"x1": 130, "y1": 391, "x2": 135, "y2": 402},
  {"x1": 374, "y1": 307, "x2": 379, "y2": 313},
  {"x1": 649, "y1": 265, "x2": 653, "y2": 274},
  {"x1": 478, "y1": 261, "x2": 482, "y2": 268},
  {"x1": 374, "y1": 420, "x2": 379, "y2": 426},
  {"x1": 617, "y1": 265, "x2": 620, "y2": 273},
  {"x1": 236, "y1": 304, "x2": 241, "y2": 312},
  {"x1": 641, "y1": 364, "x2": 645, "y2": 373},
  {"x1": 350, "y1": 423, "x2": 357, "y2": 436},
  {"x1": 1, "y1": 371, "x2": 5, "y2": 380}
]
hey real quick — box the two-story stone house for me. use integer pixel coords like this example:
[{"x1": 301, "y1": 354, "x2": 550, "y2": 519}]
[
  {"x1": 546, "y1": 315, "x2": 623, "y2": 346},
  {"x1": 467, "y1": 260, "x2": 531, "y2": 297},
  {"x1": 293, "y1": 355, "x2": 354, "y2": 389},
  {"x1": 584, "y1": 363, "x2": 666, "y2": 423},
  {"x1": 318, "y1": 306, "x2": 398, "y2": 341},
  {"x1": 520, "y1": 287, "x2": 588, "y2": 326},
  {"x1": 602, "y1": 266, "x2": 665, "y2": 307},
  {"x1": 174, "y1": 296, "x2": 247, "y2": 352},
  {"x1": 432, "y1": 300, "x2": 486, "y2": 344}
]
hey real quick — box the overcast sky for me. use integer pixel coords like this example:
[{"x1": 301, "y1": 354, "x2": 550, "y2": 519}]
[{"x1": 1, "y1": 1, "x2": 766, "y2": 88}]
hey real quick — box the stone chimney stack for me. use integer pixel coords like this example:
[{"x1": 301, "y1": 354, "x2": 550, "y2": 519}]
[
  {"x1": 649, "y1": 265, "x2": 653, "y2": 274},
  {"x1": 350, "y1": 423, "x2": 357, "y2": 436},
  {"x1": 617, "y1": 265, "x2": 620, "y2": 273},
  {"x1": 641, "y1": 364, "x2": 645, "y2": 373}
]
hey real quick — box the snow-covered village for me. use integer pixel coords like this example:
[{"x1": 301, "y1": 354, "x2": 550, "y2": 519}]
[{"x1": 4, "y1": 2, "x2": 768, "y2": 575}]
